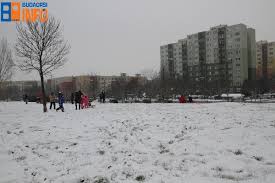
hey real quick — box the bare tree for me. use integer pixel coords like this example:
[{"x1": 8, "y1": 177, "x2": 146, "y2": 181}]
[
  {"x1": 140, "y1": 69, "x2": 158, "y2": 80},
  {"x1": 15, "y1": 17, "x2": 70, "y2": 112},
  {"x1": 0, "y1": 38, "x2": 13, "y2": 82}
]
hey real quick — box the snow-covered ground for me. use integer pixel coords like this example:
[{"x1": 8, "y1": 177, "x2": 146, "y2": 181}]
[{"x1": 1, "y1": 102, "x2": 275, "y2": 183}]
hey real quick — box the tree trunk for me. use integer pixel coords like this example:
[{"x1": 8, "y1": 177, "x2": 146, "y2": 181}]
[{"x1": 40, "y1": 72, "x2": 47, "y2": 112}]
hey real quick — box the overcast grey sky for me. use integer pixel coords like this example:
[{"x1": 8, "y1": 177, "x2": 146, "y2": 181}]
[{"x1": 1, "y1": 0, "x2": 275, "y2": 81}]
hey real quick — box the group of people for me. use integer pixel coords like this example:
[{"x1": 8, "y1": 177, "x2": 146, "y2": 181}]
[
  {"x1": 179, "y1": 95, "x2": 193, "y2": 103},
  {"x1": 71, "y1": 90, "x2": 90, "y2": 110},
  {"x1": 22, "y1": 90, "x2": 101, "y2": 112},
  {"x1": 49, "y1": 92, "x2": 65, "y2": 112},
  {"x1": 48, "y1": 90, "x2": 91, "y2": 112},
  {"x1": 99, "y1": 91, "x2": 106, "y2": 103}
]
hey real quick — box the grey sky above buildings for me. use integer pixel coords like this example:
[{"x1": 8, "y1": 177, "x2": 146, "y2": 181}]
[{"x1": 0, "y1": 0, "x2": 275, "y2": 81}]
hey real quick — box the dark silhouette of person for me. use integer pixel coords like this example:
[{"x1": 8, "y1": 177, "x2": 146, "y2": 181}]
[
  {"x1": 101, "y1": 91, "x2": 106, "y2": 103},
  {"x1": 23, "y1": 94, "x2": 28, "y2": 104},
  {"x1": 188, "y1": 95, "x2": 193, "y2": 103},
  {"x1": 99, "y1": 93, "x2": 102, "y2": 103},
  {"x1": 71, "y1": 92, "x2": 74, "y2": 104},
  {"x1": 75, "y1": 90, "x2": 82, "y2": 110}
]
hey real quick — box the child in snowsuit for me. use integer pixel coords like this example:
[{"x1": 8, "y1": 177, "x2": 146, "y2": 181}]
[
  {"x1": 179, "y1": 95, "x2": 186, "y2": 103},
  {"x1": 81, "y1": 94, "x2": 89, "y2": 109},
  {"x1": 56, "y1": 92, "x2": 65, "y2": 112},
  {"x1": 84, "y1": 95, "x2": 89, "y2": 108}
]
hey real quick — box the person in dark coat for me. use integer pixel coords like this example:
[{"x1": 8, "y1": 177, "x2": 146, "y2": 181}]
[
  {"x1": 23, "y1": 94, "x2": 28, "y2": 104},
  {"x1": 188, "y1": 95, "x2": 193, "y2": 103},
  {"x1": 99, "y1": 93, "x2": 102, "y2": 103},
  {"x1": 56, "y1": 92, "x2": 65, "y2": 112},
  {"x1": 101, "y1": 91, "x2": 106, "y2": 103},
  {"x1": 75, "y1": 90, "x2": 82, "y2": 110}
]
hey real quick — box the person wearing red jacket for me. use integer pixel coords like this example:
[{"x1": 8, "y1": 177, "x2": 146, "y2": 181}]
[{"x1": 179, "y1": 95, "x2": 186, "y2": 103}]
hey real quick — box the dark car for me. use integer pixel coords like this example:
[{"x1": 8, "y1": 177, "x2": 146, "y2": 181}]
[
  {"x1": 142, "y1": 98, "x2": 151, "y2": 103},
  {"x1": 109, "y1": 98, "x2": 118, "y2": 103},
  {"x1": 27, "y1": 96, "x2": 39, "y2": 102}
]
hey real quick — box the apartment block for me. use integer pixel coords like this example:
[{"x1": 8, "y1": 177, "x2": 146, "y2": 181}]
[
  {"x1": 256, "y1": 41, "x2": 275, "y2": 79},
  {"x1": 160, "y1": 44, "x2": 176, "y2": 79},
  {"x1": 160, "y1": 23, "x2": 256, "y2": 90}
]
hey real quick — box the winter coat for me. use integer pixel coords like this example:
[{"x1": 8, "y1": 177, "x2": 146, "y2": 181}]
[
  {"x1": 179, "y1": 96, "x2": 186, "y2": 103},
  {"x1": 75, "y1": 91, "x2": 82, "y2": 103},
  {"x1": 58, "y1": 95, "x2": 64, "y2": 106},
  {"x1": 49, "y1": 95, "x2": 56, "y2": 102},
  {"x1": 188, "y1": 96, "x2": 193, "y2": 103}
]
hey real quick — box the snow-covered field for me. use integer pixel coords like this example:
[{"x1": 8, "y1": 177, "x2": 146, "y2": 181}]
[{"x1": 1, "y1": 102, "x2": 275, "y2": 183}]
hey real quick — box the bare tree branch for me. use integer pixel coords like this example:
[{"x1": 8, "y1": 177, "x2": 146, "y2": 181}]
[
  {"x1": 15, "y1": 16, "x2": 70, "y2": 112},
  {"x1": 0, "y1": 38, "x2": 14, "y2": 82}
]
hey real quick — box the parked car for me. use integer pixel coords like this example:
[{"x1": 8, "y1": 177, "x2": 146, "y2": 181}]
[
  {"x1": 109, "y1": 98, "x2": 118, "y2": 103},
  {"x1": 27, "y1": 96, "x2": 39, "y2": 102},
  {"x1": 134, "y1": 98, "x2": 142, "y2": 103},
  {"x1": 142, "y1": 98, "x2": 151, "y2": 103}
]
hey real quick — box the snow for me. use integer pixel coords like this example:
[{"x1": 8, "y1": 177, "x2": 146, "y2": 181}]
[{"x1": 1, "y1": 102, "x2": 275, "y2": 183}]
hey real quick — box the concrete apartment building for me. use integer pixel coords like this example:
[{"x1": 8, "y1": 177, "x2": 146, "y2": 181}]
[
  {"x1": 96, "y1": 73, "x2": 147, "y2": 92},
  {"x1": 256, "y1": 41, "x2": 275, "y2": 80},
  {"x1": 160, "y1": 23, "x2": 256, "y2": 91}
]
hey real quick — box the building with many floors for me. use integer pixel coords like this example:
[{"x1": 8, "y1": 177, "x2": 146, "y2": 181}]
[
  {"x1": 160, "y1": 23, "x2": 256, "y2": 91},
  {"x1": 256, "y1": 41, "x2": 275, "y2": 80}
]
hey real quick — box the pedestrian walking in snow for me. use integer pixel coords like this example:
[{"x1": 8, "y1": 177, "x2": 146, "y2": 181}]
[
  {"x1": 188, "y1": 95, "x2": 193, "y2": 103},
  {"x1": 23, "y1": 94, "x2": 28, "y2": 104},
  {"x1": 56, "y1": 92, "x2": 65, "y2": 112},
  {"x1": 103, "y1": 91, "x2": 106, "y2": 103},
  {"x1": 75, "y1": 90, "x2": 82, "y2": 110},
  {"x1": 49, "y1": 92, "x2": 56, "y2": 110},
  {"x1": 99, "y1": 92, "x2": 102, "y2": 103},
  {"x1": 101, "y1": 91, "x2": 106, "y2": 103}
]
